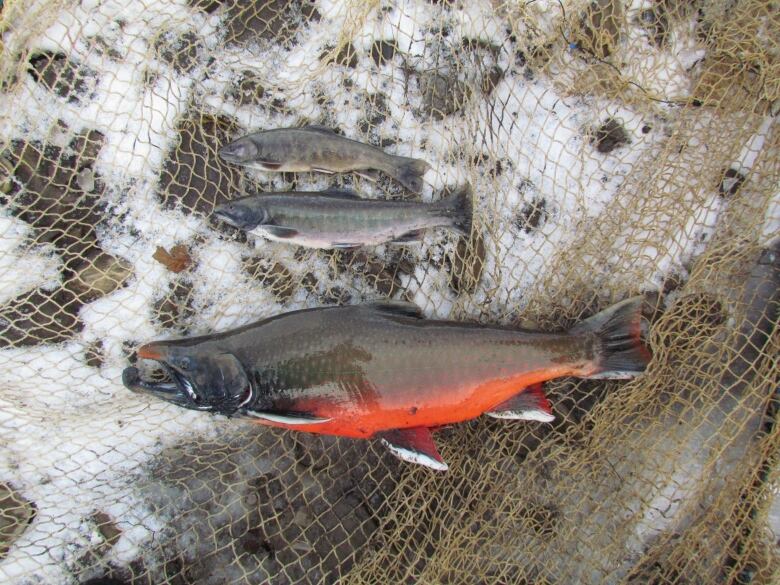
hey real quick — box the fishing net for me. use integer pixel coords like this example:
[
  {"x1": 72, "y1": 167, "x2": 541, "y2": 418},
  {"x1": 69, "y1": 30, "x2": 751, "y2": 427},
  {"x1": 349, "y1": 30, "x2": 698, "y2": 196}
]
[{"x1": 0, "y1": 0, "x2": 778, "y2": 583}]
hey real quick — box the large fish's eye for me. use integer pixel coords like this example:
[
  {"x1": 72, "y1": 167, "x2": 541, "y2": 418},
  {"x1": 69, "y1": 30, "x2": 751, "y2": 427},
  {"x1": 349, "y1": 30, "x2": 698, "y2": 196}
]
[{"x1": 177, "y1": 356, "x2": 193, "y2": 371}]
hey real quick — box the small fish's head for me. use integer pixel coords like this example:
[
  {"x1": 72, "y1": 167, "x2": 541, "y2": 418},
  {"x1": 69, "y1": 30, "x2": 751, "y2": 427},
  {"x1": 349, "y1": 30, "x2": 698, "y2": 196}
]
[
  {"x1": 214, "y1": 199, "x2": 267, "y2": 231},
  {"x1": 219, "y1": 137, "x2": 258, "y2": 164},
  {"x1": 123, "y1": 342, "x2": 253, "y2": 416}
]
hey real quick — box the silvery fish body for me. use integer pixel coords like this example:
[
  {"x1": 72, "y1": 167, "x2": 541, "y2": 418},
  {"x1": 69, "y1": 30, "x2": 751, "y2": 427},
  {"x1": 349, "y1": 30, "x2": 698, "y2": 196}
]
[
  {"x1": 218, "y1": 126, "x2": 430, "y2": 193},
  {"x1": 214, "y1": 185, "x2": 473, "y2": 249}
]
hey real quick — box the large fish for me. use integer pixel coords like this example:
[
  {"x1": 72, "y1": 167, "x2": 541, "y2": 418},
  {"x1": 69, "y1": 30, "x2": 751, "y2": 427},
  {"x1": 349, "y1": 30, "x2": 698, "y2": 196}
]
[
  {"x1": 213, "y1": 184, "x2": 473, "y2": 249},
  {"x1": 123, "y1": 298, "x2": 650, "y2": 471},
  {"x1": 218, "y1": 126, "x2": 431, "y2": 193}
]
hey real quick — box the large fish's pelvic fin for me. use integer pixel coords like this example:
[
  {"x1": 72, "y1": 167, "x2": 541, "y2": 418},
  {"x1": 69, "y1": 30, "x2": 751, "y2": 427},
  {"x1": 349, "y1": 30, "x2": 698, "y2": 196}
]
[
  {"x1": 378, "y1": 428, "x2": 448, "y2": 471},
  {"x1": 390, "y1": 156, "x2": 430, "y2": 194},
  {"x1": 571, "y1": 296, "x2": 652, "y2": 379},
  {"x1": 486, "y1": 383, "x2": 554, "y2": 422},
  {"x1": 431, "y1": 183, "x2": 473, "y2": 236},
  {"x1": 245, "y1": 410, "x2": 332, "y2": 425}
]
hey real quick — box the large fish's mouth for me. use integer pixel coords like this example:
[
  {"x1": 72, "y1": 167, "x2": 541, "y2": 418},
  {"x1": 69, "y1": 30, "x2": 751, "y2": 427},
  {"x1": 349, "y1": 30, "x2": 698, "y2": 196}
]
[{"x1": 122, "y1": 363, "x2": 207, "y2": 411}]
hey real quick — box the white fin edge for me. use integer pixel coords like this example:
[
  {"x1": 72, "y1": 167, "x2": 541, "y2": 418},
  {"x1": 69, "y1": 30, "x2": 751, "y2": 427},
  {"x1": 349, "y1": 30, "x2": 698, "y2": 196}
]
[
  {"x1": 380, "y1": 438, "x2": 449, "y2": 471},
  {"x1": 246, "y1": 411, "x2": 332, "y2": 425},
  {"x1": 486, "y1": 410, "x2": 555, "y2": 423}
]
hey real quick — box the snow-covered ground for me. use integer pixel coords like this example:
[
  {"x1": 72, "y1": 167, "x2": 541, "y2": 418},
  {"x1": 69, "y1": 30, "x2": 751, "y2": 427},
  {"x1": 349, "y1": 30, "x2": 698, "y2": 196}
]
[{"x1": 0, "y1": 0, "x2": 775, "y2": 583}]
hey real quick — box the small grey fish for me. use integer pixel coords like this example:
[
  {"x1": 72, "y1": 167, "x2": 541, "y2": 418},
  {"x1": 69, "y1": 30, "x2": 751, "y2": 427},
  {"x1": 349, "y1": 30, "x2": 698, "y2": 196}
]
[
  {"x1": 214, "y1": 184, "x2": 473, "y2": 249},
  {"x1": 218, "y1": 126, "x2": 431, "y2": 193}
]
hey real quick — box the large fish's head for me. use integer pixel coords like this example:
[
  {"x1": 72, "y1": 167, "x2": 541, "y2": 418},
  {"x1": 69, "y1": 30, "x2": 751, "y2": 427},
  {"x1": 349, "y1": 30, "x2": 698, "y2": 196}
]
[
  {"x1": 122, "y1": 342, "x2": 253, "y2": 416},
  {"x1": 218, "y1": 136, "x2": 259, "y2": 164},
  {"x1": 214, "y1": 199, "x2": 268, "y2": 231}
]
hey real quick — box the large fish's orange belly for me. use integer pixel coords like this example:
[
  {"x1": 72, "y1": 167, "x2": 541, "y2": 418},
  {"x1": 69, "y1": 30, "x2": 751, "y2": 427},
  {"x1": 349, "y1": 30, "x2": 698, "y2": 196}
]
[{"x1": 249, "y1": 367, "x2": 573, "y2": 438}]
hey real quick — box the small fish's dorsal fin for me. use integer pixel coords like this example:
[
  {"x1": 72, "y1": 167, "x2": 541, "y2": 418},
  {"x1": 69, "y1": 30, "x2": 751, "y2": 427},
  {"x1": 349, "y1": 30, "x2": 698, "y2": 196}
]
[
  {"x1": 377, "y1": 427, "x2": 448, "y2": 471},
  {"x1": 303, "y1": 124, "x2": 338, "y2": 134},
  {"x1": 364, "y1": 300, "x2": 424, "y2": 319},
  {"x1": 485, "y1": 384, "x2": 555, "y2": 422},
  {"x1": 318, "y1": 187, "x2": 362, "y2": 199}
]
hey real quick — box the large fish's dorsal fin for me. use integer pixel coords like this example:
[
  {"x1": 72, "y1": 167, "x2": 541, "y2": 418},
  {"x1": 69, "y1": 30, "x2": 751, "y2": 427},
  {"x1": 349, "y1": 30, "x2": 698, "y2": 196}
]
[
  {"x1": 364, "y1": 300, "x2": 424, "y2": 319},
  {"x1": 303, "y1": 124, "x2": 338, "y2": 135},
  {"x1": 318, "y1": 187, "x2": 363, "y2": 200},
  {"x1": 485, "y1": 384, "x2": 555, "y2": 422},
  {"x1": 377, "y1": 427, "x2": 448, "y2": 471},
  {"x1": 244, "y1": 409, "x2": 332, "y2": 425}
]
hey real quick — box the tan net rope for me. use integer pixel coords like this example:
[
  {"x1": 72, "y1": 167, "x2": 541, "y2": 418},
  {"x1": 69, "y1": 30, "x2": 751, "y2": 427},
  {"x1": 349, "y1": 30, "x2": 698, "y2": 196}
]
[{"x1": 0, "y1": 0, "x2": 778, "y2": 583}]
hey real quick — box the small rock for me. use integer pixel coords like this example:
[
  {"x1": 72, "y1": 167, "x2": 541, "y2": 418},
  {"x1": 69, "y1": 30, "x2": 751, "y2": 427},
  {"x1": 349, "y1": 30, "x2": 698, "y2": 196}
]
[
  {"x1": 718, "y1": 168, "x2": 746, "y2": 197},
  {"x1": 592, "y1": 118, "x2": 630, "y2": 153},
  {"x1": 515, "y1": 198, "x2": 547, "y2": 233},
  {"x1": 370, "y1": 40, "x2": 398, "y2": 66},
  {"x1": 91, "y1": 511, "x2": 122, "y2": 549}
]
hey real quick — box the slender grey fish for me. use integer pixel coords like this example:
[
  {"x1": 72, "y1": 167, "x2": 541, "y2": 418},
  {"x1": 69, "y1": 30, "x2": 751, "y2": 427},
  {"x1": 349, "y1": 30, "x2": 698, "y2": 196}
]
[
  {"x1": 213, "y1": 184, "x2": 473, "y2": 249},
  {"x1": 218, "y1": 126, "x2": 431, "y2": 193}
]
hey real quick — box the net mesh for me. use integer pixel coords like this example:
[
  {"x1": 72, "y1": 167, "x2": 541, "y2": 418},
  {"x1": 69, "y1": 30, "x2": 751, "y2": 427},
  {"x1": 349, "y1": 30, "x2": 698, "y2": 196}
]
[{"x1": 0, "y1": 0, "x2": 778, "y2": 583}]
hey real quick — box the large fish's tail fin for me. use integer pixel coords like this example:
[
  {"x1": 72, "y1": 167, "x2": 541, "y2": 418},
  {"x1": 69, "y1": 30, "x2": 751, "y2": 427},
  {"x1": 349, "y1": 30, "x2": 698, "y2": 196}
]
[
  {"x1": 430, "y1": 183, "x2": 473, "y2": 236},
  {"x1": 571, "y1": 296, "x2": 651, "y2": 379},
  {"x1": 391, "y1": 156, "x2": 430, "y2": 193}
]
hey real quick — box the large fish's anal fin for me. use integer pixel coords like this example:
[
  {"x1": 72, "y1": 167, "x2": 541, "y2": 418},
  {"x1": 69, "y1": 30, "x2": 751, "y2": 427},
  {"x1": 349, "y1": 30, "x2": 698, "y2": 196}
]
[
  {"x1": 486, "y1": 384, "x2": 555, "y2": 423},
  {"x1": 244, "y1": 410, "x2": 332, "y2": 425},
  {"x1": 378, "y1": 427, "x2": 448, "y2": 471}
]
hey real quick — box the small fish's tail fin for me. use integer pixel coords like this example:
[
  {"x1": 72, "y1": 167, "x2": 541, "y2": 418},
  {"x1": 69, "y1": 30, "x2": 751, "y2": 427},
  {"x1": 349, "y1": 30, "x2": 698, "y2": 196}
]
[
  {"x1": 392, "y1": 156, "x2": 430, "y2": 193},
  {"x1": 431, "y1": 183, "x2": 473, "y2": 236},
  {"x1": 570, "y1": 296, "x2": 651, "y2": 379}
]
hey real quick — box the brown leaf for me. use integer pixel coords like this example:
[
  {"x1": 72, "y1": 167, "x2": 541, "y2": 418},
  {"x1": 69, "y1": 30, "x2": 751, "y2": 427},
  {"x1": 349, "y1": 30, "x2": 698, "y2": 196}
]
[{"x1": 153, "y1": 244, "x2": 192, "y2": 273}]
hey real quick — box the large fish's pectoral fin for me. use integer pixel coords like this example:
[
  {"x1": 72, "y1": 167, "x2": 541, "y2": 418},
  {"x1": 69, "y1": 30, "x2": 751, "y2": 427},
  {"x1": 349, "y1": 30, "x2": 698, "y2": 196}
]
[
  {"x1": 253, "y1": 158, "x2": 283, "y2": 170},
  {"x1": 389, "y1": 229, "x2": 425, "y2": 244},
  {"x1": 486, "y1": 384, "x2": 555, "y2": 422},
  {"x1": 377, "y1": 427, "x2": 448, "y2": 471},
  {"x1": 245, "y1": 410, "x2": 332, "y2": 425},
  {"x1": 354, "y1": 169, "x2": 380, "y2": 182},
  {"x1": 263, "y1": 225, "x2": 299, "y2": 239}
]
